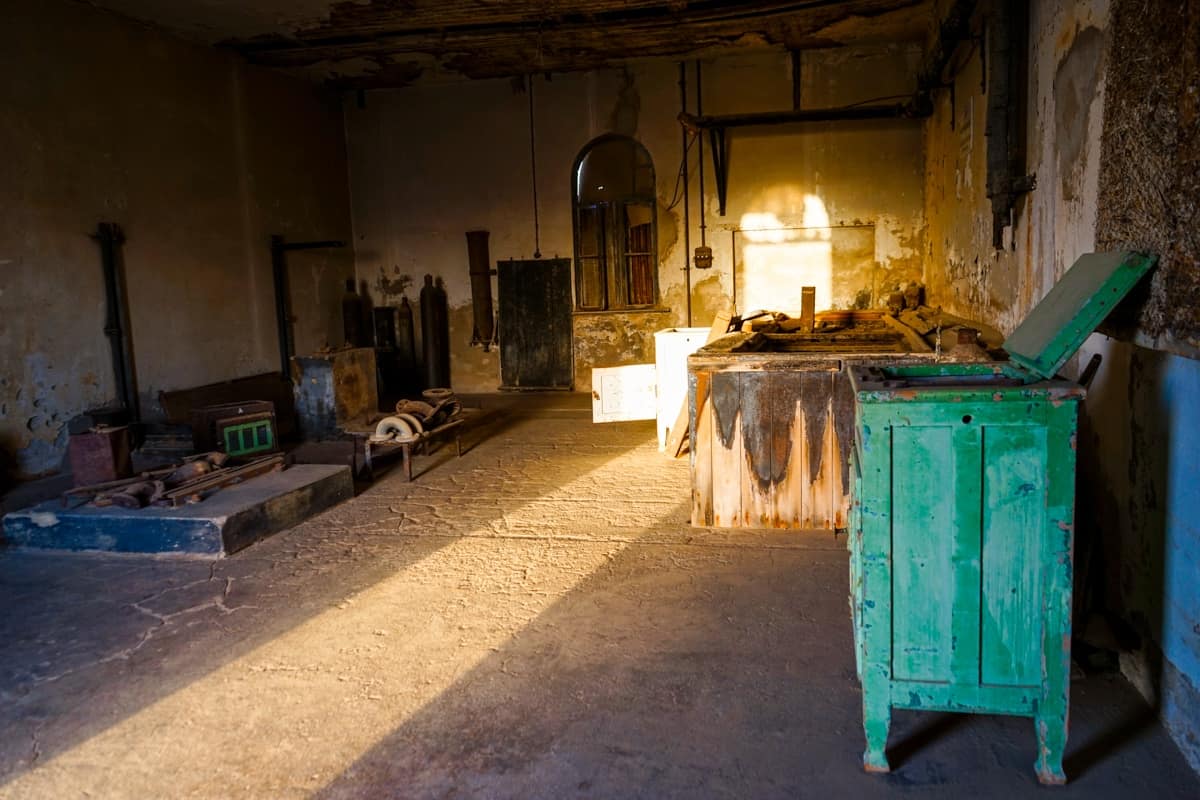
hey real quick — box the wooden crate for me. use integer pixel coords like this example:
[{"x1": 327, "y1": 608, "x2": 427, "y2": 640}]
[{"x1": 688, "y1": 323, "x2": 925, "y2": 530}]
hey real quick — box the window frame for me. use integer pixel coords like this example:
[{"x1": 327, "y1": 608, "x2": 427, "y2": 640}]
[{"x1": 571, "y1": 135, "x2": 659, "y2": 312}]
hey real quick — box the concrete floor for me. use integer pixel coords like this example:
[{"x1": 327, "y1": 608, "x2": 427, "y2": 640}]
[{"x1": 0, "y1": 397, "x2": 1197, "y2": 799}]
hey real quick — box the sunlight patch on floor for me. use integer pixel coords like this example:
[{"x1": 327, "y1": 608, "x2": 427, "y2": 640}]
[{"x1": 1, "y1": 447, "x2": 669, "y2": 799}]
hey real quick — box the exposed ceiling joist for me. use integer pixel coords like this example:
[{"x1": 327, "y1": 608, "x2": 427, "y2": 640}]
[{"x1": 92, "y1": 0, "x2": 934, "y2": 88}]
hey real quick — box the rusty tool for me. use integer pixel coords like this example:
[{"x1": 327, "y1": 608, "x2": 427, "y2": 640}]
[
  {"x1": 154, "y1": 455, "x2": 285, "y2": 507},
  {"x1": 105, "y1": 480, "x2": 165, "y2": 509}
]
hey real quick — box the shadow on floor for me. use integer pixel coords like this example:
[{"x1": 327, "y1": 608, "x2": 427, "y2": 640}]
[{"x1": 314, "y1": 520, "x2": 1200, "y2": 800}]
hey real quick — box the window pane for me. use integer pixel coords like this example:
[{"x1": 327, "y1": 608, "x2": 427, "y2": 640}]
[
  {"x1": 577, "y1": 138, "x2": 654, "y2": 205},
  {"x1": 577, "y1": 258, "x2": 605, "y2": 309},
  {"x1": 578, "y1": 206, "x2": 603, "y2": 257},
  {"x1": 627, "y1": 254, "x2": 654, "y2": 305},
  {"x1": 624, "y1": 203, "x2": 654, "y2": 305},
  {"x1": 625, "y1": 204, "x2": 653, "y2": 253}
]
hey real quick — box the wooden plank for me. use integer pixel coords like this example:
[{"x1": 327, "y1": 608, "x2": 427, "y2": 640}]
[
  {"x1": 879, "y1": 313, "x2": 933, "y2": 352},
  {"x1": 1003, "y1": 251, "x2": 1156, "y2": 379},
  {"x1": 857, "y1": 405, "x2": 893, "y2": 772},
  {"x1": 708, "y1": 372, "x2": 742, "y2": 527},
  {"x1": 768, "y1": 372, "x2": 806, "y2": 528},
  {"x1": 818, "y1": 379, "x2": 843, "y2": 528},
  {"x1": 1034, "y1": 402, "x2": 1079, "y2": 784},
  {"x1": 949, "y1": 423, "x2": 982, "y2": 687},
  {"x1": 689, "y1": 371, "x2": 714, "y2": 526},
  {"x1": 980, "y1": 424, "x2": 1047, "y2": 687},
  {"x1": 738, "y1": 372, "x2": 773, "y2": 526},
  {"x1": 798, "y1": 371, "x2": 834, "y2": 527},
  {"x1": 890, "y1": 424, "x2": 955, "y2": 683},
  {"x1": 668, "y1": 303, "x2": 733, "y2": 457}
]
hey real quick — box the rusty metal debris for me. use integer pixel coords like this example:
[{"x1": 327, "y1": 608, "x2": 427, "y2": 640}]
[
  {"x1": 353, "y1": 390, "x2": 469, "y2": 480},
  {"x1": 63, "y1": 452, "x2": 285, "y2": 509}
]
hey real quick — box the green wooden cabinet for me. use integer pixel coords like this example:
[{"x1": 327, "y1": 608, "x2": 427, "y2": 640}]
[{"x1": 847, "y1": 252, "x2": 1156, "y2": 785}]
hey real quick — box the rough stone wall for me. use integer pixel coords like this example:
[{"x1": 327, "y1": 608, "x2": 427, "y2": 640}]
[
  {"x1": 1094, "y1": 0, "x2": 1200, "y2": 357},
  {"x1": 1086, "y1": 0, "x2": 1200, "y2": 772},
  {"x1": 344, "y1": 46, "x2": 926, "y2": 394},
  {"x1": 921, "y1": 0, "x2": 1200, "y2": 771},
  {"x1": 0, "y1": 0, "x2": 354, "y2": 479}
]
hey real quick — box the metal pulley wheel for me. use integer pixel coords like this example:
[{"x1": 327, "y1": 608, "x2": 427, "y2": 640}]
[{"x1": 369, "y1": 415, "x2": 418, "y2": 444}]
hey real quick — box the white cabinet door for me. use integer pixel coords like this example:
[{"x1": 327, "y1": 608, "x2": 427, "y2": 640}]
[{"x1": 591, "y1": 364, "x2": 656, "y2": 423}]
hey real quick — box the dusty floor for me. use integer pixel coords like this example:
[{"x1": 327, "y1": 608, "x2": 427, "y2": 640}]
[{"x1": 0, "y1": 397, "x2": 1197, "y2": 799}]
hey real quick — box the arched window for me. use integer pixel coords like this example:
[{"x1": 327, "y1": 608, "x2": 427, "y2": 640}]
[{"x1": 572, "y1": 135, "x2": 658, "y2": 310}]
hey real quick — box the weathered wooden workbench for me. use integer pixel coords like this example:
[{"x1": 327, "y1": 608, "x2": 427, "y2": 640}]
[{"x1": 688, "y1": 316, "x2": 932, "y2": 530}]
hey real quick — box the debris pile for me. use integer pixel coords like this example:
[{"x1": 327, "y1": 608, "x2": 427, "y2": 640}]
[
  {"x1": 63, "y1": 452, "x2": 286, "y2": 509},
  {"x1": 369, "y1": 388, "x2": 464, "y2": 445}
]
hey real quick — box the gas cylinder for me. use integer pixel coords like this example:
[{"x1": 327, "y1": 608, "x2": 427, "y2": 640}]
[
  {"x1": 396, "y1": 296, "x2": 416, "y2": 369},
  {"x1": 420, "y1": 274, "x2": 450, "y2": 389},
  {"x1": 341, "y1": 279, "x2": 365, "y2": 346}
]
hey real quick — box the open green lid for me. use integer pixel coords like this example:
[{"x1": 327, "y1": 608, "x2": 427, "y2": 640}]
[{"x1": 1003, "y1": 251, "x2": 1157, "y2": 379}]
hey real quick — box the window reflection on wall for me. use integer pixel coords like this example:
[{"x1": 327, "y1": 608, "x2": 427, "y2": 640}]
[
  {"x1": 735, "y1": 195, "x2": 877, "y2": 314},
  {"x1": 572, "y1": 135, "x2": 658, "y2": 311},
  {"x1": 738, "y1": 196, "x2": 833, "y2": 315}
]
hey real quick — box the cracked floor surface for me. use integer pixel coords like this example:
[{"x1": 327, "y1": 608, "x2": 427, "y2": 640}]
[{"x1": 0, "y1": 396, "x2": 1197, "y2": 799}]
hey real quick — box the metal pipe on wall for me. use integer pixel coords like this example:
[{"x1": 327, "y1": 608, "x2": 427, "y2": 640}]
[
  {"x1": 678, "y1": 62, "x2": 692, "y2": 326},
  {"x1": 93, "y1": 222, "x2": 139, "y2": 420},
  {"x1": 695, "y1": 60, "x2": 706, "y2": 251},
  {"x1": 693, "y1": 60, "x2": 714, "y2": 272},
  {"x1": 466, "y1": 230, "x2": 496, "y2": 350}
]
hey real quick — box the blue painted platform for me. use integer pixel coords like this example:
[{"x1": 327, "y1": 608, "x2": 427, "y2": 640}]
[{"x1": 2, "y1": 464, "x2": 352, "y2": 557}]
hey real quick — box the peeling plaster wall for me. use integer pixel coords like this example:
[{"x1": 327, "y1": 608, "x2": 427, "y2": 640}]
[
  {"x1": 923, "y1": 0, "x2": 1110, "y2": 330},
  {"x1": 345, "y1": 46, "x2": 925, "y2": 394},
  {"x1": 0, "y1": 0, "x2": 353, "y2": 479},
  {"x1": 921, "y1": 0, "x2": 1200, "y2": 770}
]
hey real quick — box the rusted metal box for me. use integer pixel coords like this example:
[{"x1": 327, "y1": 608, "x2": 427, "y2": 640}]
[
  {"x1": 68, "y1": 425, "x2": 132, "y2": 487},
  {"x1": 292, "y1": 347, "x2": 378, "y2": 439},
  {"x1": 688, "y1": 312, "x2": 929, "y2": 529},
  {"x1": 847, "y1": 252, "x2": 1156, "y2": 784}
]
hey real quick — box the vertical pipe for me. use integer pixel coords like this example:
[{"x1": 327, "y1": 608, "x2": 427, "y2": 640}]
[
  {"x1": 466, "y1": 230, "x2": 495, "y2": 349},
  {"x1": 695, "y1": 60, "x2": 706, "y2": 249},
  {"x1": 270, "y1": 235, "x2": 292, "y2": 377},
  {"x1": 679, "y1": 62, "x2": 692, "y2": 326},
  {"x1": 730, "y1": 229, "x2": 737, "y2": 310},
  {"x1": 94, "y1": 222, "x2": 139, "y2": 419},
  {"x1": 791, "y1": 49, "x2": 803, "y2": 111},
  {"x1": 527, "y1": 76, "x2": 542, "y2": 259}
]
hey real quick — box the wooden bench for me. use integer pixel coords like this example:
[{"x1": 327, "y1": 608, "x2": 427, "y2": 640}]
[{"x1": 358, "y1": 417, "x2": 465, "y2": 481}]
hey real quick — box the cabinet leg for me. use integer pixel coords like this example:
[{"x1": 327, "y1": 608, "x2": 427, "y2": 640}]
[
  {"x1": 1034, "y1": 711, "x2": 1068, "y2": 785},
  {"x1": 862, "y1": 689, "x2": 891, "y2": 773}
]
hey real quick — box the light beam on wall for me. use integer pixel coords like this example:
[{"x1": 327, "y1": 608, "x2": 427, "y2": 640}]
[{"x1": 738, "y1": 195, "x2": 833, "y2": 315}]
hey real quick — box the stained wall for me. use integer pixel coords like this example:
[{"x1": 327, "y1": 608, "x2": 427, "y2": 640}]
[
  {"x1": 344, "y1": 46, "x2": 927, "y2": 394},
  {"x1": 922, "y1": 0, "x2": 1200, "y2": 770},
  {"x1": 0, "y1": 0, "x2": 354, "y2": 479}
]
